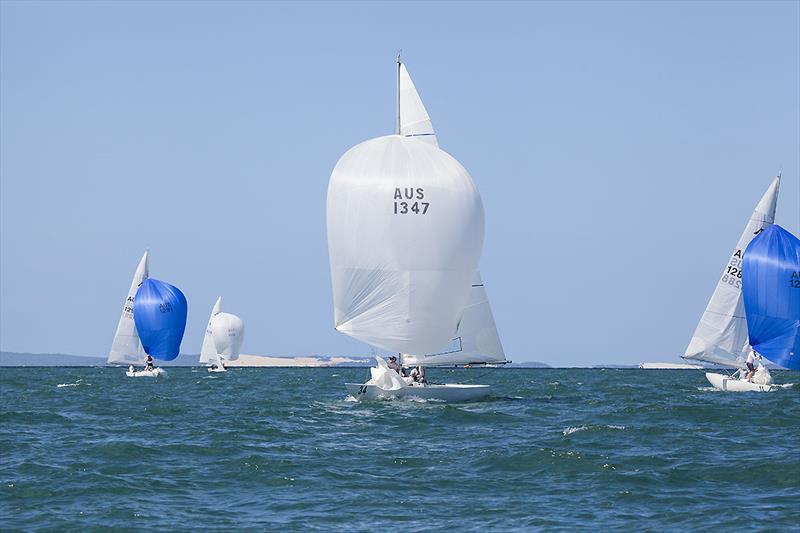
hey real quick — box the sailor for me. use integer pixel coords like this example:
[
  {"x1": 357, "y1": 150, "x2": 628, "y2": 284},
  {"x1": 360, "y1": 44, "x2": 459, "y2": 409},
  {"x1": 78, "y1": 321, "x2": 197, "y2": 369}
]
[
  {"x1": 145, "y1": 354, "x2": 155, "y2": 371},
  {"x1": 745, "y1": 350, "x2": 758, "y2": 382},
  {"x1": 753, "y1": 355, "x2": 771, "y2": 383},
  {"x1": 387, "y1": 356, "x2": 402, "y2": 374},
  {"x1": 410, "y1": 366, "x2": 427, "y2": 384}
]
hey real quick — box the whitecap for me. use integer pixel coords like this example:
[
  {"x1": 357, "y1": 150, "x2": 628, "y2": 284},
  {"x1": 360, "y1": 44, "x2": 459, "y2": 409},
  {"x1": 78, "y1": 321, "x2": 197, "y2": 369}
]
[{"x1": 562, "y1": 424, "x2": 625, "y2": 436}]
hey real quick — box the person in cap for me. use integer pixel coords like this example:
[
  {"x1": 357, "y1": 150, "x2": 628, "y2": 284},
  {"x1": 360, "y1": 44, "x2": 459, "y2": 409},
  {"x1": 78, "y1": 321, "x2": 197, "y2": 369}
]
[{"x1": 387, "y1": 355, "x2": 402, "y2": 374}]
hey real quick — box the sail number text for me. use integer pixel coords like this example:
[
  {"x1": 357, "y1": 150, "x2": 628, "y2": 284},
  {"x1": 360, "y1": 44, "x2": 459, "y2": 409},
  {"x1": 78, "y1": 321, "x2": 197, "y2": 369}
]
[
  {"x1": 393, "y1": 187, "x2": 429, "y2": 215},
  {"x1": 721, "y1": 249, "x2": 743, "y2": 289},
  {"x1": 791, "y1": 271, "x2": 800, "y2": 288},
  {"x1": 123, "y1": 295, "x2": 135, "y2": 316}
]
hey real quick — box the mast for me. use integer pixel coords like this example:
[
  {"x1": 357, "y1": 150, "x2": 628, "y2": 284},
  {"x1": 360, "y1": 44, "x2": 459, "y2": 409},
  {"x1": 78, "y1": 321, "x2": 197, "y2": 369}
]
[{"x1": 396, "y1": 52, "x2": 401, "y2": 134}]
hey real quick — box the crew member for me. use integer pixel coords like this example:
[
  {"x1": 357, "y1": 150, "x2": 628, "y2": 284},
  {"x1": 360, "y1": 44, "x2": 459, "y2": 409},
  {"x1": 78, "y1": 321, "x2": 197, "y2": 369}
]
[
  {"x1": 745, "y1": 350, "x2": 758, "y2": 382},
  {"x1": 410, "y1": 366, "x2": 427, "y2": 384},
  {"x1": 387, "y1": 356, "x2": 402, "y2": 374}
]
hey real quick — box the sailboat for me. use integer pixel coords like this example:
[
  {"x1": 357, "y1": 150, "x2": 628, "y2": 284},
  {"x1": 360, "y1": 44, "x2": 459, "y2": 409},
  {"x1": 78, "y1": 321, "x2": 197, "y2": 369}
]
[
  {"x1": 130, "y1": 277, "x2": 188, "y2": 377},
  {"x1": 683, "y1": 175, "x2": 795, "y2": 391},
  {"x1": 199, "y1": 296, "x2": 245, "y2": 373},
  {"x1": 327, "y1": 57, "x2": 502, "y2": 401},
  {"x1": 107, "y1": 251, "x2": 162, "y2": 377}
]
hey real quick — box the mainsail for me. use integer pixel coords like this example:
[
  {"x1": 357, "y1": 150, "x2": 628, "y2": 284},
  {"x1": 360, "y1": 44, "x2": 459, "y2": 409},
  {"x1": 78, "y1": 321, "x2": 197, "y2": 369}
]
[
  {"x1": 108, "y1": 251, "x2": 149, "y2": 365},
  {"x1": 742, "y1": 225, "x2": 800, "y2": 370},
  {"x1": 199, "y1": 296, "x2": 223, "y2": 365},
  {"x1": 133, "y1": 278, "x2": 188, "y2": 360},
  {"x1": 397, "y1": 61, "x2": 505, "y2": 367},
  {"x1": 684, "y1": 176, "x2": 780, "y2": 367},
  {"x1": 402, "y1": 272, "x2": 506, "y2": 366},
  {"x1": 327, "y1": 60, "x2": 485, "y2": 356}
]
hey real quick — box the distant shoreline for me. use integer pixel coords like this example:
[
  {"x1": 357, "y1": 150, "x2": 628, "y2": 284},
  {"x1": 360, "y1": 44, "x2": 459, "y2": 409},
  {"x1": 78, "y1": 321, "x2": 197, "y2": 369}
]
[
  {"x1": 3, "y1": 351, "x2": 729, "y2": 369},
  {"x1": 2, "y1": 351, "x2": 552, "y2": 368}
]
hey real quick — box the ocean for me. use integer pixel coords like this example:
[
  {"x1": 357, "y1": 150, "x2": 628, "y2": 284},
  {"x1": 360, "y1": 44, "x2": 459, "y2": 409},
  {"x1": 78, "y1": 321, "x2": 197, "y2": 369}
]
[{"x1": 1, "y1": 367, "x2": 798, "y2": 531}]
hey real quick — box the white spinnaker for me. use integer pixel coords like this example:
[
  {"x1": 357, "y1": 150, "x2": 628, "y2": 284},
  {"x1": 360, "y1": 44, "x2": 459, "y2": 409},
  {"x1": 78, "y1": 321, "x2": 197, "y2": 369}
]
[
  {"x1": 399, "y1": 62, "x2": 438, "y2": 146},
  {"x1": 327, "y1": 134, "x2": 485, "y2": 355},
  {"x1": 684, "y1": 176, "x2": 780, "y2": 367},
  {"x1": 108, "y1": 251, "x2": 149, "y2": 365},
  {"x1": 210, "y1": 312, "x2": 244, "y2": 361},
  {"x1": 402, "y1": 271, "x2": 506, "y2": 366},
  {"x1": 199, "y1": 296, "x2": 222, "y2": 365}
]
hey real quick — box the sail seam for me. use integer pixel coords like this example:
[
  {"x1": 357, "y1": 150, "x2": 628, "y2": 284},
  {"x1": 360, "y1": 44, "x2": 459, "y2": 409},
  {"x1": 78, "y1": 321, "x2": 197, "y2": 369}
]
[{"x1": 704, "y1": 310, "x2": 745, "y2": 319}]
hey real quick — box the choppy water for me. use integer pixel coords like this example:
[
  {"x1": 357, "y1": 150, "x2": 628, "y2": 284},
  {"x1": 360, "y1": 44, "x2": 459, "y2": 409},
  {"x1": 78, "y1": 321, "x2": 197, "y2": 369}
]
[{"x1": 1, "y1": 367, "x2": 798, "y2": 531}]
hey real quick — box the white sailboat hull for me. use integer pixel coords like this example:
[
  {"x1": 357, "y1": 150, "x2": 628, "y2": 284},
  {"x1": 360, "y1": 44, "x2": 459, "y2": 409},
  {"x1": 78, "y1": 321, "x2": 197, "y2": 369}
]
[
  {"x1": 705, "y1": 372, "x2": 777, "y2": 392},
  {"x1": 345, "y1": 382, "x2": 490, "y2": 402},
  {"x1": 126, "y1": 367, "x2": 164, "y2": 378},
  {"x1": 207, "y1": 366, "x2": 227, "y2": 373}
]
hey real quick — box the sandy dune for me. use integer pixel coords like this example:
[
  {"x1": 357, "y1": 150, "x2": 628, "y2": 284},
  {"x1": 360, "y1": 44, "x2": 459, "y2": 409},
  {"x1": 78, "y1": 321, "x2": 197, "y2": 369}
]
[{"x1": 225, "y1": 354, "x2": 367, "y2": 367}]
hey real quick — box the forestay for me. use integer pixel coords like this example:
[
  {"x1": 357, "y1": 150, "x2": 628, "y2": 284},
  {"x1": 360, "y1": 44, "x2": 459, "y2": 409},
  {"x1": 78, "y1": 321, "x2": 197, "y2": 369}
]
[
  {"x1": 742, "y1": 225, "x2": 800, "y2": 370},
  {"x1": 327, "y1": 134, "x2": 485, "y2": 355},
  {"x1": 683, "y1": 176, "x2": 780, "y2": 367},
  {"x1": 133, "y1": 278, "x2": 188, "y2": 361},
  {"x1": 402, "y1": 271, "x2": 506, "y2": 366},
  {"x1": 108, "y1": 251, "x2": 149, "y2": 365}
]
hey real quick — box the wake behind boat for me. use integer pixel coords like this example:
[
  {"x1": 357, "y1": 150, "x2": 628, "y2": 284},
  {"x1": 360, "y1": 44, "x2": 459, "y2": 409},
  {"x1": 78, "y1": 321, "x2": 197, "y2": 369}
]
[{"x1": 327, "y1": 57, "x2": 505, "y2": 401}]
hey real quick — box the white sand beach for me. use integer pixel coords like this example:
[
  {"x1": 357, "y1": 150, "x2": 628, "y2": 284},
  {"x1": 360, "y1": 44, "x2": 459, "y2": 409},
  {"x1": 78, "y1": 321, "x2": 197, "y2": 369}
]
[
  {"x1": 638, "y1": 362, "x2": 703, "y2": 369},
  {"x1": 225, "y1": 354, "x2": 367, "y2": 367}
]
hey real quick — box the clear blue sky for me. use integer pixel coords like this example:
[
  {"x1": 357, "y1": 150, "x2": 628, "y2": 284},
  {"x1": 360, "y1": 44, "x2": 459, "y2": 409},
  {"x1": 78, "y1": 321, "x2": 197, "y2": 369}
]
[{"x1": 1, "y1": 1, "x2": 798, "y2": 366}]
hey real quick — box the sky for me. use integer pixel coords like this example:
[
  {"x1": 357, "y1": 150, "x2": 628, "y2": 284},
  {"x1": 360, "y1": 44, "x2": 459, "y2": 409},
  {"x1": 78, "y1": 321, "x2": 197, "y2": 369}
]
[{"x1": 1, "y1": 1, "x2": 798, "y2": 366}]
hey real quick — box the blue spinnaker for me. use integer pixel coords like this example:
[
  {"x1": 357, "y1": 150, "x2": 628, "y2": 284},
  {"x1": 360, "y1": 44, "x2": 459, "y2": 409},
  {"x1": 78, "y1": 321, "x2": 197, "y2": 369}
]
[
  {"x1": 133, "y1": 278, "x2": 188, "y2": 361},
  {"x1": 742, "y1": 225, "x2": 800, "y2": 370}
]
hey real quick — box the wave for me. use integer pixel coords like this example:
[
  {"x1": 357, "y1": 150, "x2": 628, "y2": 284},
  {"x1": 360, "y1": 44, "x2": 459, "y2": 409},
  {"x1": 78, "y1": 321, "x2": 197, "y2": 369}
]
[
  {"x1": 562, "y1": 424, "x2": 626, "y2": 436},
  {"x1": 57, "y1": 379, "x2": 85, "y2": 388}
]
